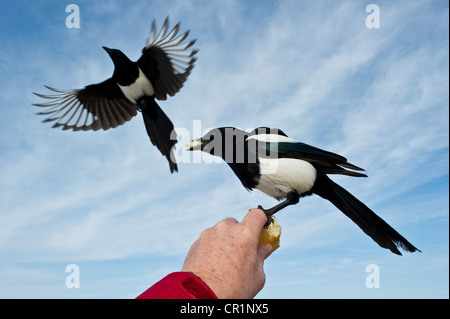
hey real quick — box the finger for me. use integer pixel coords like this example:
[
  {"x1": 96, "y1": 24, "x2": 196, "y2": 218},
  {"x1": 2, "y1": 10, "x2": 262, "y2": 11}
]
[
  {"x1": 258, "y1": 243, "x2": 274, "y2": 261},
  {"x1": 214, "y1": 217, "x2": 238, "y2": 228},
  {"x1": 240, "y1": 208, "x2": 267, "y2": 235}
]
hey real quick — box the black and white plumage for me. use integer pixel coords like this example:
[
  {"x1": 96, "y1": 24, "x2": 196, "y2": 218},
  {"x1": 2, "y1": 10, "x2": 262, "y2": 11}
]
[
  {"x1": 187, "y1": 127, "x2": 420, "y2": 255},
  {"x1": 33, "y1": 17, "x2": 198, "y2": 173}
]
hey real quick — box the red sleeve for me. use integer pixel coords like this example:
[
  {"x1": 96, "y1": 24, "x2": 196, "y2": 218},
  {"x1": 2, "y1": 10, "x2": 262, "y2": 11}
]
[{"x1": 136, "y1": 272, "x2": 218, "y2": 299}]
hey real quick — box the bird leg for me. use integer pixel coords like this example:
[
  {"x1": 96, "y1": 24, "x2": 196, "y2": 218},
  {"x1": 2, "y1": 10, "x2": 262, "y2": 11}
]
[{"x1": 258, "y1": 190, "x2": 300, "y2": 226}]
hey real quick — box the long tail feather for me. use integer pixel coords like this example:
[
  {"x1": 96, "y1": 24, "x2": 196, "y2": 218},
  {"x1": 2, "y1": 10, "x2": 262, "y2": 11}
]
[
  {"x1": 313, "y1": 172, "x2": 420, "y2": 255},
  {"x1": 140, "y1": 97, "x2": 178, "y2": 173}
]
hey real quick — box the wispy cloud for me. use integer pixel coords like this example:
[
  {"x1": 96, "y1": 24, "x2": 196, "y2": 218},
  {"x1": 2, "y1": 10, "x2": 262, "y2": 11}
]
[{"x1": 0, "y1": 0, "x2": 448, "y2": 298}]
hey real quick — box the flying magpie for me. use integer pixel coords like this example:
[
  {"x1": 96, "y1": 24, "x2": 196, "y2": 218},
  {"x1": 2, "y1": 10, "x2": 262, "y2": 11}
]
[
  {"x1": 33, "y1": 17, "x2": 198, "y2": 173},
  {"x1": 187, "y1": 127, "x2": 420, "y2": 255}
]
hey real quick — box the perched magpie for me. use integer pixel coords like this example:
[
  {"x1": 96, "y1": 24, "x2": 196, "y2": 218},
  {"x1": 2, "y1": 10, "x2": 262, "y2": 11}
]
[
  {"x1": 187, "y1": 127, "x2": 420, "y2": 255},
  {"x1": 33, "y1": 17, "x2": 198, "y2": 173}
]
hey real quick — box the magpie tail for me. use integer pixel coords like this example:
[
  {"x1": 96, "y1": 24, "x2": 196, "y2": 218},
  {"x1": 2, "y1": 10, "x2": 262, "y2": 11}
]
[
  {"x1": 312, "y1": 172, "x2": 420, "y2": 255},
  {"x1": 140, "y1": 97, "x2": 178, "y2": 173}
]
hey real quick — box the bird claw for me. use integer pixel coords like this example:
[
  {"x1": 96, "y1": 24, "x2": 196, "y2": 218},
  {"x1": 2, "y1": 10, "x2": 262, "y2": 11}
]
[{"x1": 257, "y1": 205, "x2": 274, "y2": 226}]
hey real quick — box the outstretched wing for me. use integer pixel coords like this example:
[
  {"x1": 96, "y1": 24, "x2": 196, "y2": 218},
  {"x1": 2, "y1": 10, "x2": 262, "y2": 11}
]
[
  {"x1": 33, "y1": 79, "x2": 137, "y2": 131},
  {"x1": 137, "y1": 17, "x2": 198, "y2": 101}
]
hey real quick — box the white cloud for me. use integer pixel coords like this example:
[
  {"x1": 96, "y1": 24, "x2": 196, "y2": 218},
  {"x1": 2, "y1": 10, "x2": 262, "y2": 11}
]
[{"x1": 0, "y1": 0, "x2": 448, "y2": 298}]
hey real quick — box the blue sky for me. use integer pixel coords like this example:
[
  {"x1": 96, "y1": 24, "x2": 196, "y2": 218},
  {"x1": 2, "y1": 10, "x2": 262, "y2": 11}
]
[{"x1": 0, "y1": 0, "x2": 448, "y2": 298}]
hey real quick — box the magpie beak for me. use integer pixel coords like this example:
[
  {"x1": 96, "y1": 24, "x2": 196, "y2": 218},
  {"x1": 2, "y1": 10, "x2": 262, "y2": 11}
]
[
  {"x1": 186, "y1": 138, "x2": 207, "y2": 151},
  {"x1": 33, "y1": 17, "x2": 198, "y2": 174},
  {"x1": 102, "y1": 46, "x2": 113, "y2": 54},
  {"x1": 188, "y1": 126, "x2": 420, "y2": 255}
]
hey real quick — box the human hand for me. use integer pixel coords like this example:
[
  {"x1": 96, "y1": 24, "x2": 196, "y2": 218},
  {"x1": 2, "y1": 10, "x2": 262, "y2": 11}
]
[{"x1": 181, "y1": 208, "x2": 274, "y2": 299}]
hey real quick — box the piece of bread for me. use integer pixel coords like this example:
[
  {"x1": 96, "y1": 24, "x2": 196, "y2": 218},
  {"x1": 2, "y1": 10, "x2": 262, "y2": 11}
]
[{"x1": 259, "y1": 216, "x2": 281, "y2": 251}]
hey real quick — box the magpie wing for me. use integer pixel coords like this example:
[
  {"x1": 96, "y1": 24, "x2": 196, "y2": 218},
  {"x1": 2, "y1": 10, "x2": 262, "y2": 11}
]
[
  {"x1": 137, "y1": 17, "x2": 197, "y2": 101},
  {"x1": 33, "y1": 79, "x2": 137, "y2": 131},
  {"x1": 256, "y1": 141, "x2": 367, "y2": 177}
]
